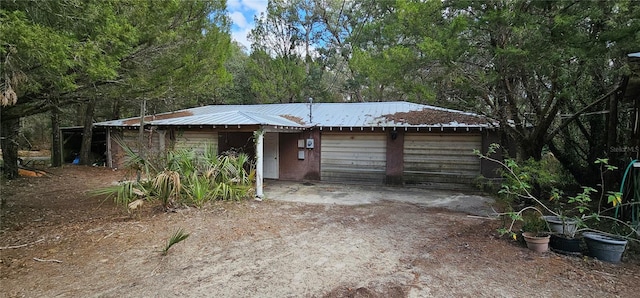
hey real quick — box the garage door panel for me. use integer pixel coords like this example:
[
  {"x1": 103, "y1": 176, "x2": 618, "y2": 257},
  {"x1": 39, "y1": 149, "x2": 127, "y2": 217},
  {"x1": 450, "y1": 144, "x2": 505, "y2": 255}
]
[
  {"x1": 321, "y1": 133, "x2": 386, "y2": 184},
  {"x1": 404, "y1": 161, "x2": 480, "y2": 171},
  {"x1": 403, "y1": 133, "x2": 481, "y2": 186}
]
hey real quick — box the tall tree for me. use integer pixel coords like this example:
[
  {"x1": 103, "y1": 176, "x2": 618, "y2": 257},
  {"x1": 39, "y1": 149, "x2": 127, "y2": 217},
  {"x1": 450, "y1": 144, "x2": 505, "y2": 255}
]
[
  {"x1": 0, "y1": 0, "x2": 231, "y2": 177},
  {"x1": 248, "y1": 0, "x2": 309, "y2": 103},
  {"x1": 351, "y1": 0, "x2": 640, "y2": 183}
]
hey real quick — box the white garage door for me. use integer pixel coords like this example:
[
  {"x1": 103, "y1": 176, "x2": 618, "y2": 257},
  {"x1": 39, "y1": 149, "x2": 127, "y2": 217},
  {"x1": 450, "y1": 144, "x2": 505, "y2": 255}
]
[
  {"x1": 403, "y1": 133, "x2": 481, "y2": 186},
  {"x1": 321, "y1": 133, "x2": 386, "y2": 184}
]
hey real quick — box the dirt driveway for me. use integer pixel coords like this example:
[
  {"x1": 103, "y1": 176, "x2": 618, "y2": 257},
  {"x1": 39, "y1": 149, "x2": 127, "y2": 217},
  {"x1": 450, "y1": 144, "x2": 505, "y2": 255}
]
[{"x1": 1, "y1": 166, "x2": 639, "y2": 297}]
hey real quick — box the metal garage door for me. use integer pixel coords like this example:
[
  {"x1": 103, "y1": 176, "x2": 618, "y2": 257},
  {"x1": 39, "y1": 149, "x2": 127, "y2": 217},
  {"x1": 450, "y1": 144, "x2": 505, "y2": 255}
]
[
  {"x1": 321, "y1": 133, "x2": 386, "y2": 184},
  {"x1": 403, "y1": 133, "x2": 481, "y2": 186}
]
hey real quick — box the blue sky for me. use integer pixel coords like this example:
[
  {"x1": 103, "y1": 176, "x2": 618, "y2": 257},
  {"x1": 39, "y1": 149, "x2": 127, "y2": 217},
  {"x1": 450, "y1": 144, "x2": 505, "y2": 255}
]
[{"x1": 227, "y1": 0, "x2": 268, "y2": 50}]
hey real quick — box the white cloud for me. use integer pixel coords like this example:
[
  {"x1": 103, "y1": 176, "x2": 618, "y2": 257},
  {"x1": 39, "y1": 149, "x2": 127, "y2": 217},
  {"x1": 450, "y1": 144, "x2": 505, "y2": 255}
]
[
  {"x1": 232, "y1": 27, "x2": 254, "y2": 51},
  {"x1": 242, "y1": 0, "x2": 268, "y2": 15},
  {"x1": 229, "y1": 11, "x2": 248, "y2": 28},
  {"x1": 227, "y1": 0, "x2": 242, "y2": 10},
  {"x1": 227, "y1": 0, "x2": 268, "y2": 51}
]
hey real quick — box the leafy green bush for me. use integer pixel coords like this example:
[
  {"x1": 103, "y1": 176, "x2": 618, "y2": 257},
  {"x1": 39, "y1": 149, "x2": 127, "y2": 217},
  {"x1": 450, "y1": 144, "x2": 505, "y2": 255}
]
[
  {"x1": 478, "y1": 144, "x2": 639, "y2": 242},
  {"x1": 93, "y1": 139, "x2": 255, "y2": 211},
  {"x1": 498, "y1": 153, "x2": 575, "y2": 207}
]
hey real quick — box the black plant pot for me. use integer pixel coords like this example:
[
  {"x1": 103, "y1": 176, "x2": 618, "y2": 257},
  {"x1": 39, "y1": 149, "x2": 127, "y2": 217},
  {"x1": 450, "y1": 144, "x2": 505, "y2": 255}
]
[
  {"x1": 583, "y1": 232, "x2": 628, "y2": 263},
  {"x1": 549, "y1": 234, "x2": 582, "y2": 255}
]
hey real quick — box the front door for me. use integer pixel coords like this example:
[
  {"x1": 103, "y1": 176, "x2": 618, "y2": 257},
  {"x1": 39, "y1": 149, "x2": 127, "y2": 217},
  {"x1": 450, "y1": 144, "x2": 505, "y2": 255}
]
[{"x1": 263, "y1": 133, "x2": 279, "y2": 179}]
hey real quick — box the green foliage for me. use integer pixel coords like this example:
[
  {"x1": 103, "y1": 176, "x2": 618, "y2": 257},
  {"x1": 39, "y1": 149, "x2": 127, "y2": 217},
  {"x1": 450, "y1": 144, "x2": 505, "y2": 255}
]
[
  {"x1": 247, "y1": 50, "x2": 306, "y2": 103},
  {"x1": 161, "y1": 228, "x2": 190, "y2": 256},
  {"x1": 185, "y1": 174, "x2": 212, "y2": 208},
  {"x1": 93, "y1": 142, "x2": 255, "y2": 211},
  {"x1": 90, "y1": 180, "x2": 148, "y2": 207},
  {"x1": 478, "y1": 144, "x2": 640, "y2": 241},
  {"x1": 497, "y1": 155, "x2": 574, "y2": 206},
  {"x1": 1, "y1": 0, "x2": 232, "y2": 179},
  {"x1": 346, "y1": 0, "x2": 640, "y2": 184},
  {"x1": 521, "y1": 211, "x2": 548, "y2": 234}
]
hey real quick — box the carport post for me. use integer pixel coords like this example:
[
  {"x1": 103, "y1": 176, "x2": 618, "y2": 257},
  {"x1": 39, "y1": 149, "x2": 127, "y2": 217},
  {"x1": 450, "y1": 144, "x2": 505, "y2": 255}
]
[{"x1": 255, "y1": 129, "x2": 264, "y2": 198}]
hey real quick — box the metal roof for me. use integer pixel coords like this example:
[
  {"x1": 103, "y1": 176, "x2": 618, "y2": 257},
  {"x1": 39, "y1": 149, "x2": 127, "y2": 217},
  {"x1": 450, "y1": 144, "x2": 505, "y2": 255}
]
[
  {"x1": 629, "y1": 52, "x2": 640, "y2": 58},
  {"x1": 94, "y1": 101, "x2": 495, "y2": 128},
  {"x1": 149, "y1": 110, "x2": 304, "y2": 127}
]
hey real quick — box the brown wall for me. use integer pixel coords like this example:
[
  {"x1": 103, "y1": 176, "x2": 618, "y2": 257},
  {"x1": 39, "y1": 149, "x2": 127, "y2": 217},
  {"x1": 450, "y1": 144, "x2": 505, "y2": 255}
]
[
  {"x1": 109, "y1": 129, "x2": 124, "y2": 169},
  {"x1": 480, "y1": 129, "x2": 502, "y2": 178},
  {"x1": 386, "y1": 129, "x2": 404, "y2": 185},
  {"x1": 107, "y1": 125, "x2": 502, "y2": 186},
  {"x1": 279, "y1": 130, "x2": 321, "y2": 180}
]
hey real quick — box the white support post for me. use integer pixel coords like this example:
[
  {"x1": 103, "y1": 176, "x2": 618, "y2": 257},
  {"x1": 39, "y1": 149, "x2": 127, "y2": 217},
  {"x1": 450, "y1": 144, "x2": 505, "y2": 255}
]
[{"x1": 255, "y1": 129, "x2": 265, "y2": 199}]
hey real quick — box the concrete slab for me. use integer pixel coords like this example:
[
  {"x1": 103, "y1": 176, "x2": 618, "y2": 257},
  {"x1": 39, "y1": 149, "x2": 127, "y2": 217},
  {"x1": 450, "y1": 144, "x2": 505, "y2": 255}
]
[{"x1": 263, "y1": 180, "x2": 495, "y2": 216}]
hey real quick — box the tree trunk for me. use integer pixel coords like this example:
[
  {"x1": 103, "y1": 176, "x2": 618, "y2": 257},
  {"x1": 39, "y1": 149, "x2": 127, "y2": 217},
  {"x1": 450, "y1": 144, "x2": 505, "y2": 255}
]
[
  {"x1": 606, "y1": 93, "x2": 618, "y2": 158},
  {"x1": 79, "y1": 98, "x2": 96, "y2": 165},
  {"x1": 0, "y1": 117, "x2": 20, "y2": 179},
  {"x1": 51, "y1": 105, "x2": 62, "y2": 167},
  {"x1": 634, "y1": 92, "x2": 640, "y2": 160}
]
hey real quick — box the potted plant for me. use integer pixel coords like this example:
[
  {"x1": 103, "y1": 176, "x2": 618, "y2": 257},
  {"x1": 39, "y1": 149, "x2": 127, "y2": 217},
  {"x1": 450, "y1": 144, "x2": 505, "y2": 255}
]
[
  {"x1": 477, "y1": 145, "x2": 639, "y2": 262},
  {"x1": 543, "y1": 189, "x2": 587, "y2": 255},
  {"x1": 544, "y1": 214, "x2": 582, "y2": 255},
  {"x1": 520, "y1": 210, "x2": 550, "y2": 253}
]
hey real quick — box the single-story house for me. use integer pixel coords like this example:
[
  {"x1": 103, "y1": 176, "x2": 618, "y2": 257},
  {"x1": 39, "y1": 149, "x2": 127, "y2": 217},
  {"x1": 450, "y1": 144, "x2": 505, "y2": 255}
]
[{"x1": 94, "y1": 101, "x2": 500, "y2": 195}]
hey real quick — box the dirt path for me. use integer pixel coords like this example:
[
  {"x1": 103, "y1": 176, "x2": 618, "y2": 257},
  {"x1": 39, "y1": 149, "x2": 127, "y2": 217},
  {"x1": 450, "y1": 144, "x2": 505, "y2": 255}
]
[{"x1": 1, "y1": 166, "x2": 639, "y2": 297}]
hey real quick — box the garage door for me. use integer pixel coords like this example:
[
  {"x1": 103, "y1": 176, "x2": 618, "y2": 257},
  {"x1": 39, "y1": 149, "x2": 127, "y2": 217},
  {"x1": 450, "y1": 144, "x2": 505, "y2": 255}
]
[
  {"x1": 403, "y1": 133, "x2": 481, "y2": 186},
  {"x1": 321, "y1": 133, "x2": 386, "y2": 184}
]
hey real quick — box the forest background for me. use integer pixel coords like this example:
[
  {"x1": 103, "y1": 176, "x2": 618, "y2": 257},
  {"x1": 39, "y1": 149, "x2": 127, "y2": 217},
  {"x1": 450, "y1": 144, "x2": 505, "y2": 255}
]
[{"x1": 1, "y1": 0, "x2": 639, "y2": 186}]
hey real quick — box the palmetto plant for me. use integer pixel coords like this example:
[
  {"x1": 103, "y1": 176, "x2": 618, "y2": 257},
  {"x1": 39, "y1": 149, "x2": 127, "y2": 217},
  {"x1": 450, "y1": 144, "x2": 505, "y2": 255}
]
[
  {"x1": 93, "y1": 140, "x2": 255, "y2": 211},
  {"x1": 90, "y1": 180, "x2": 148, "y2": 208},
  {"x1": 153, "y1": 170, "x2": 182, "y2": 210},
  {"x1": 185, "y1": 174, "x2": 211, "y2": 208},
  {"x1": 161, "y1": 228, "x2": 190, "y2": 256}
]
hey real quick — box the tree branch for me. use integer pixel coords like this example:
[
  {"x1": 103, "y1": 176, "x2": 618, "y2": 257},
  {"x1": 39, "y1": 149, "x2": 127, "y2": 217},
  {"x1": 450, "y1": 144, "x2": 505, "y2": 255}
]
[{"x1": 546, "y1": 86, "x2": 619, "y2": 142}]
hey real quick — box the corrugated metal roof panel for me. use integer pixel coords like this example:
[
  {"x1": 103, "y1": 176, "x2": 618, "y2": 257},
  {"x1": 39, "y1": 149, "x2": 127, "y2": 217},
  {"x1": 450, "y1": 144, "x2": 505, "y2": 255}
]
[
  {"x1": 629, "y1": 52, "x2": 640, "y2": 58},
  {"x1": 150, "y1": 111, "x2": 304, "y2": 127},
  {"x1": 95, "y1": 101, "x2": 495, "y2": 128}
]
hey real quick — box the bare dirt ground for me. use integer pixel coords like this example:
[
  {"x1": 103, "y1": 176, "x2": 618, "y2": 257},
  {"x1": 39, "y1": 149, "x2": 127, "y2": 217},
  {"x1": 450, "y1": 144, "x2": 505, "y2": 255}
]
[{"x1": 1, "y1": 166, "x2": 640, "y2": 297}]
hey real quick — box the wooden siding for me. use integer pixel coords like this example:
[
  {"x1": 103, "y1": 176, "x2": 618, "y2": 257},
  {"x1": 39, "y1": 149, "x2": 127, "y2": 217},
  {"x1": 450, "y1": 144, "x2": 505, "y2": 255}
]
[
  {"x1": 321, "y1": 133, "x2": 386, "y2": 184},
  {"x1": 174, "y1": 130, "x2": 218, "y2": 155},
  {"x1": 121, "y1": 130, "x2": 160, "y2": 153},
  {"x1": 403, "y1": 134, "x2": 481, "y2": 186},
  {"x1": 111, "y1": 129, "x2": 162, "y2": 168}
]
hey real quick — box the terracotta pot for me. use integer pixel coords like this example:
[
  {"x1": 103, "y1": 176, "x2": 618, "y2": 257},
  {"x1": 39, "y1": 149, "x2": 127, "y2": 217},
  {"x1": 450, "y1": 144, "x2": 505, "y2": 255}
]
[{"x1": 522, "y1": 232, "x2": 550, "y2": 253}]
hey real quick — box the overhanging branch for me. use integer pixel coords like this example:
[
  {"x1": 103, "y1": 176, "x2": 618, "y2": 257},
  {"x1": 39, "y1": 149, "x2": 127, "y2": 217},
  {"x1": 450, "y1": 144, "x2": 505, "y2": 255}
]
[{"x1": 545, "y1": 85, "x2": 620, "y2": 142}]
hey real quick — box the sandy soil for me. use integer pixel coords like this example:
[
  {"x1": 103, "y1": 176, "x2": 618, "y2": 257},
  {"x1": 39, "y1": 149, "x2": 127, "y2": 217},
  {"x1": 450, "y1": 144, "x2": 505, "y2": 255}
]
[{"x1": 1, "y1": 166, "x2": 640, "y2": 297}]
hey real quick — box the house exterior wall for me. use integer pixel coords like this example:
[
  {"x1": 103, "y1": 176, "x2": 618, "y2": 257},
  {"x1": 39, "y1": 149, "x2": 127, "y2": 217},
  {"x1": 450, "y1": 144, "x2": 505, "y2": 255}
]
[
  {"x1": 385, "y1": 130, "x2": 404, "y2": 185},
  {"x1": 172, "y1": 129, "x2": 218, "y2": 155},
  {"x1": 480, "y1": 130, "x2": 502, "y2": 179},
  {"x1": 109, "y1": 128, "x2": 163, "y2": 169},
  {"x1": 279, "y1": 130, "x2": 321, "y2": 180},
  {"x1": 105, "y1": 124, "x2": 500, "y2": 188}
]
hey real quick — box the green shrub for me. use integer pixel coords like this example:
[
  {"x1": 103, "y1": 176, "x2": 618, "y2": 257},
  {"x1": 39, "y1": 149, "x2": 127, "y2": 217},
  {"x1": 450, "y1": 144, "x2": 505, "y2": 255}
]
[{"x1": 93, "y1": 140, "x2": 255, "y2": 211}]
